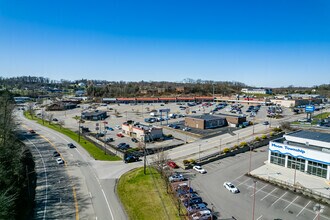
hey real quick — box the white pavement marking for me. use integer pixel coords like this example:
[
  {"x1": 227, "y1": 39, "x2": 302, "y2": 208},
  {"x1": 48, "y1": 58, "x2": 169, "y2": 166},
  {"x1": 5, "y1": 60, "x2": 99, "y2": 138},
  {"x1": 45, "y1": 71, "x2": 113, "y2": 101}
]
[
  {"x1": 251, "y1": 184, "x2": 268, "y2": 196},
  {"x1": 313, "y1": 214, "x2": 319, "y2": 220},
  {"x1": 231, "y1": 174, "x2": 245, "y2": 183},
  {"x1": 26, "y1": 138, "x2": 48, "y2": 220},
  {"x1": 261, "y1": 188, "x2": 277, "y2": 201},
  {"x1": 236, "y1": 178, "x2": 250, "y2": 187},
  {"x1": 101, "y1": 189, "x2": 115, "y2": 220},
  {"x1": 296, "y1": 201, "x2": 311, "y2": 217},
  {"x1": 283, "y1": 196, "x2": 299, "y2": 211},
  {"x1": 271, "y1": 192, "x2": 287, "y2": 206},
  {"x1": 256, "y1": 215, "x2": 263, "y2": 220}
]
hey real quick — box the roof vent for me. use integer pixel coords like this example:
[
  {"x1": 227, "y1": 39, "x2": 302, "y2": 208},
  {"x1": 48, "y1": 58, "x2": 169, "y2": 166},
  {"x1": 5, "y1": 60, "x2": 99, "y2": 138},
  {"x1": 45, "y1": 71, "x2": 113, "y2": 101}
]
[{"x1": 283, "y1": 140, "x2": 288, "y2": 144}]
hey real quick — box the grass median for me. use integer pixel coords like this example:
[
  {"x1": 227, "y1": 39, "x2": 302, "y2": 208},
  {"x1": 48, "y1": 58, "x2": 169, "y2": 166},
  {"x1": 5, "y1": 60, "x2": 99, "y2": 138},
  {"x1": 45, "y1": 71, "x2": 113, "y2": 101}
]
[
  {"x1": 117, "y1": 167, "x2": 184, "y2": 220},
  {"x1": 23, "y1": 111, "x2": 121, "y2": 161}
]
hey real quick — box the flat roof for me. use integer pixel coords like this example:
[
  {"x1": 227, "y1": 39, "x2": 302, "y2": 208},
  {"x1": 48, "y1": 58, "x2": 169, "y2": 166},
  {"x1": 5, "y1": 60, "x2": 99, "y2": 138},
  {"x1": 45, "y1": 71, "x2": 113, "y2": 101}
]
[
  {"x1": 186, "y1": 114, "x2": 225, "y2": 121},
  {"x1": 286, "y1": 130, "x2": 330, "y2": 143}
]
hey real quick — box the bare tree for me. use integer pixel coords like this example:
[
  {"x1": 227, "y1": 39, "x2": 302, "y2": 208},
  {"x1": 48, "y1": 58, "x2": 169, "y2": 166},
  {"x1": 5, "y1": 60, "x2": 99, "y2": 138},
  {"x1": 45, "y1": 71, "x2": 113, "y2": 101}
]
[
  {"x1": 46, "y1": 113, "x2": 54, "y2": 124},
  {"x1": 40, "y1": 110, "x2": 46, "y2": 125},
  {"x1": 58, "y1": 120, "x2": 65, "y2": 130},
  {"x1": 26, "y1": 102, "x2": 35, "y2": 119}
]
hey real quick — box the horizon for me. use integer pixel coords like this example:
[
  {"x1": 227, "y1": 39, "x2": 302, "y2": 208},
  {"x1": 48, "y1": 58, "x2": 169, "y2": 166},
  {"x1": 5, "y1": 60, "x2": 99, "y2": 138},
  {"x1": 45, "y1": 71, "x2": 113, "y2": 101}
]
[{"x1": 1, "y1": 0, "x2": 330, "y2": 87}]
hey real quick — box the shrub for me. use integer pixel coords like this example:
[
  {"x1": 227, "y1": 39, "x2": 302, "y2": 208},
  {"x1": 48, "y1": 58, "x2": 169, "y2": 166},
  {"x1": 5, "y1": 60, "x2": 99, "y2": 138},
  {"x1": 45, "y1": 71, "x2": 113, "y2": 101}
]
[
  {"x1": 269, "y1": 132, "x2": 274, "y2": 137},
  {"x1": 261, "y1": 134, "x2": 267, "y2": 139},
  {"x1": 240, "y1": 142, "x2": 248, "y2": 147},
  {"x1": 223, "y1": 148, "x2": 230, "y2": 153},
  {"x1": 166, "y1": 134, "x2": 173, "y2": 138},
  {"x1": 183, "y1": 159, "x2": 189, "y2": 165},
  {"x1": 233, "y1": 144, "x2": 239, "y2": 150},
  {"x1": 188, "y1": 159, "x2": 196, "y2": 164},
  {"x1": 255, "y1": 136, "x2": 260, "y2": 142},
  {"x1": 272, "y1": 127, "x2": 282, "y2": 132}
]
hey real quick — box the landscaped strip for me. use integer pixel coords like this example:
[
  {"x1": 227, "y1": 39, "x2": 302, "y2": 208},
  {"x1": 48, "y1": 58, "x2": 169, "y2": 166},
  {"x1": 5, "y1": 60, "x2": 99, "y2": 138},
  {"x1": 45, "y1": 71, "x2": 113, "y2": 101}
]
[
  {"x1": 23, "y1": 112, "x2": 121, "y2": 161},
  {"x1": 117, "y1": 167, "x2": 183, "y2": 220}
]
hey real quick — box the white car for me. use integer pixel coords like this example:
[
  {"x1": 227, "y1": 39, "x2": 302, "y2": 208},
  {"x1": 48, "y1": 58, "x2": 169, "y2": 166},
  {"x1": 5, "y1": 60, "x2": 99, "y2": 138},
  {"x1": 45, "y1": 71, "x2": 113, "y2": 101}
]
[
  {"x1": 56, "y1": 158, "x2": 64, "y2": 164},
  {"x1": 193, "y1": 165, "x2": 207, "y2": 174},
  {"x1": 223, "y1": 182, "x2": 239, "y2": 193},
  {"x1": 115, "y1": 125, "x2": 122, "y2": 130},
  {"x1": 182, "y1": 127, "x2": 191, "y2": 131},
  {"x1": 191, "y1": 210, "x2": 212, "y2": 220}
]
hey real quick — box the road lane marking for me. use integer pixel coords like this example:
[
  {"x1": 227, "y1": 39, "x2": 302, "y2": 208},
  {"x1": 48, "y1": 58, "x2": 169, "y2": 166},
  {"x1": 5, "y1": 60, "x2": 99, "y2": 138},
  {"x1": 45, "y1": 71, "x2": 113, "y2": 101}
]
[
  {"x1": 261, "y1": 188, "x2": 277, "y2": 201},
  {"x1": 283, "y1": 196, "x2": 299, "y2": 211},
  {"x1": 251, "y1": 184, "x2": 268, "y2": 196},
  {"x1": 101, "y1": 188, "x2": 115, "y2": 220},
  {"x1": 296, "y1": 201, "x2": 311, "y2": 217},
  {"x1": 271, "y1": 192, "x2": 287, "y2": 206},
  {"x1": 39, "y1": 134, "x2": 80, "y2": 220},
  {"x1": 25, "y1": 137, "x2": 48, "y2": 220}
]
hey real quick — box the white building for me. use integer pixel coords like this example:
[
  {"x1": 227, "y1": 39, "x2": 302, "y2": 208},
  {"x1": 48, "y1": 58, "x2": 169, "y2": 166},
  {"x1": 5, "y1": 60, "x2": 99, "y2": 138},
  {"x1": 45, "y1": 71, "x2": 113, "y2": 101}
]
[
  {"x1": 269, "y1": 130, "x2": 330, "y2": 180},
  {"x1": 241, "y1": 88, "x2": 272, "y2": 95},
  {"x1": 122, "y1": 122, "x2": 163, "y2": 142}
]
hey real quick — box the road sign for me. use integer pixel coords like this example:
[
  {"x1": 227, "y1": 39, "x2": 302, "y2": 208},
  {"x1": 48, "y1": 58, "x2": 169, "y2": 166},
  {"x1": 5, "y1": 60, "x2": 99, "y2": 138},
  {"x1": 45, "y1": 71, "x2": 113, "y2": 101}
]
[{"x1": 305, "y1": 105, "x2": 315, "y2": 113}]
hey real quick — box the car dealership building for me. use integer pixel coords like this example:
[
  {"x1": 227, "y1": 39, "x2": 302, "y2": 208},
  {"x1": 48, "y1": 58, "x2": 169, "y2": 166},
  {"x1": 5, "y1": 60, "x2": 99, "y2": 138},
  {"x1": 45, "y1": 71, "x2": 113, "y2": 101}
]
[{"x1": 268, "y1": 130, "x2": 330, "y2": 180}]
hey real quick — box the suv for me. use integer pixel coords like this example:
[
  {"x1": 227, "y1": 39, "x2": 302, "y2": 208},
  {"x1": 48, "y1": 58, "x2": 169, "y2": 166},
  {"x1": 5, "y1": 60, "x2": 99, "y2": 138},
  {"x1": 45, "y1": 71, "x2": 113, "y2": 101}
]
[{"x1": 67, "y1": 143, "x2": 76, "y2": 148}]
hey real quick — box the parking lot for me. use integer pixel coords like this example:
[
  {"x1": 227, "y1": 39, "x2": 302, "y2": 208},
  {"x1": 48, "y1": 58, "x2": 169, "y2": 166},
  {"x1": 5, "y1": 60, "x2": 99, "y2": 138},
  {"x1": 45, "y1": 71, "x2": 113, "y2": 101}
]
[{"x1": 186, "y1": 146, "x2": 330, "y2": 220}]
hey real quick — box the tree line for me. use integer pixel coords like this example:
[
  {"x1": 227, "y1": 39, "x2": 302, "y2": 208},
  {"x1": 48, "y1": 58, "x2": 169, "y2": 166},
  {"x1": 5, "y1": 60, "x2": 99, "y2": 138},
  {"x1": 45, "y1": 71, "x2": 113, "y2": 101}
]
[{"x1": 0, "y1": 91, "x2": 35, "y2": 219}]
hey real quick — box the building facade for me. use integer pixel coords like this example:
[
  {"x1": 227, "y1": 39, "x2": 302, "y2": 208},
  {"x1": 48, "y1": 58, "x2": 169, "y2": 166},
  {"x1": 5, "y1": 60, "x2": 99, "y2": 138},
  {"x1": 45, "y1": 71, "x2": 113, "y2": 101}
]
[
  {"x1": 122, "y1": 123, "x2": 163, "y2": 141},
  {"x1": 185, "y1": 115, "x2": 227, "y2": 129},
  {"x1": 241, "y1": 88, "x2": 272, "y2": 95},
  {"x1": 268, "y1": 130, "x2": 330, "y2": 180},
  {"x1": 81, "y1": 110, "x2": 107, "y2": 121}
]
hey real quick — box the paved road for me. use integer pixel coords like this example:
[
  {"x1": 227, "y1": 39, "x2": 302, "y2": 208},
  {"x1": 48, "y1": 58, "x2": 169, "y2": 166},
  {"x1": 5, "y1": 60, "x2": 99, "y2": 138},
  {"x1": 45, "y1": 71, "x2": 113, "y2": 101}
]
[
  {"x1": 16, "y1": 110, "x2": 133, "y2": 220},
  {"x1": 188, "y1": 145, "x2": 330, "y2": 220}
]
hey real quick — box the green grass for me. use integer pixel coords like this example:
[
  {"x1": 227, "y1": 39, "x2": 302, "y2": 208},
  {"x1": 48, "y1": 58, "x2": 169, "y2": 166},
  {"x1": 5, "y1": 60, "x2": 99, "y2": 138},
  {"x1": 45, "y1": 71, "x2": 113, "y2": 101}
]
[
  {"x1": 23, "y1": 111, "x2": 121, "y2": 161},
  {"x1": 313, "y1": 112, "x2": 330, "y2": 119},
  {"x1": 117, "y1": 167, "x2": 184, "y2": 220}
]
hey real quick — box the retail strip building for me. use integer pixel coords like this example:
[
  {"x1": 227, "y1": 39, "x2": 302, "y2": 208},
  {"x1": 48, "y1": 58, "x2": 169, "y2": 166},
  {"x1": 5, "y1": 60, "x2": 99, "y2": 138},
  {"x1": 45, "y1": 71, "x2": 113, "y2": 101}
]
[{"x1": 269, "y1": 130, "x2": 330, "y2": 180}]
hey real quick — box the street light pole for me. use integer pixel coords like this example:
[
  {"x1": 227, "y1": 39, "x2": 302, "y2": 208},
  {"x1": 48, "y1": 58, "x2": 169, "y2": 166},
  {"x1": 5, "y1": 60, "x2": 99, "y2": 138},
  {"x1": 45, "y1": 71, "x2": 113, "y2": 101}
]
[{"x1": 219, "y1": 139, "x2": 222, "y2": 156}]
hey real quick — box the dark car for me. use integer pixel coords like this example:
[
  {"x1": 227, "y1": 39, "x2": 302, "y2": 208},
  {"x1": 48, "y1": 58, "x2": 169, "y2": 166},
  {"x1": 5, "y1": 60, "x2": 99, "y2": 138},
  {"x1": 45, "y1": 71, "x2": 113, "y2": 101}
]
[
  {"x1": 67, "y1": 143, "x2": 76, "y2": 148},
  {"x1": 105, "y1": 137, "x2": 114, "y2": 142},
  {"x1": 124, "y1": 155, "x2": 139, "y2": 163},
  {"x1": 173, "y1": 125, "x2": 180, "y2": 129},
  {"x1": 131, "y1": 138, "x2": 138, "y2": 143},
  {"x1": 53, "y1": 151, "x2": 60, "y2": 157}
]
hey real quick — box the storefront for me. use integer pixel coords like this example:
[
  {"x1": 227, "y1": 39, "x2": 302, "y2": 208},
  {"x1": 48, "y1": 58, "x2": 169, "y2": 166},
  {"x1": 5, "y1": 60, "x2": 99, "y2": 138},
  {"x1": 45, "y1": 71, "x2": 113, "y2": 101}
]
[{"x1": 268, "y1": 130, "x2": 330, "y2": 180}]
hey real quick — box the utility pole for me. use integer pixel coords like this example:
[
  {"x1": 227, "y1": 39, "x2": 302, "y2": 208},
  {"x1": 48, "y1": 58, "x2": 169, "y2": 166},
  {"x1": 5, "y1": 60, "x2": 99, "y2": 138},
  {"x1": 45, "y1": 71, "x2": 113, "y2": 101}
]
[{"x1": 219, "y1": 139, "x2": 222, "y2": 155}]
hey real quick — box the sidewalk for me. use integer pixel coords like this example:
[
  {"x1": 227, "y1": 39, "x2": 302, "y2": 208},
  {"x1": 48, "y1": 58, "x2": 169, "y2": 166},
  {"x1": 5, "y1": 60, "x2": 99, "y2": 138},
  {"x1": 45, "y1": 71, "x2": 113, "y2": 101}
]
[{"x1": 250, "y1": 162, "x2": 330, "y2": 201}]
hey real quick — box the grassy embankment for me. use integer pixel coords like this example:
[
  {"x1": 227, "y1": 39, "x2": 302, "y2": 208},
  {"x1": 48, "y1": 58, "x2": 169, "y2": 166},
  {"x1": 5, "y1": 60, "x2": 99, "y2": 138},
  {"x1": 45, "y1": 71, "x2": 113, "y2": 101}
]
[
  {"x1": 117, "y1": 167, "x2": 185, "y2": 220},
  {"x1": 24, "y1": 111, "x2": 120, "y2": 161}
]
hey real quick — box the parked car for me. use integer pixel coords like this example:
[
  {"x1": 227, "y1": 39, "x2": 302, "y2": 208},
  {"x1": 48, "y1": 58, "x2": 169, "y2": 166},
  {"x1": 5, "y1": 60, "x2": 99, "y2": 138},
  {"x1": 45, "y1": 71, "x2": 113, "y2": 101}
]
[
  {"x1": 191, "y1": 111, "x2": 197, "y2": 113},
  {"x1": 56, "y1": 158, "x2": 64, "y2": 164},
  {"x1": 53, "y1": 151, "x2": 60, "y2": 157},
  {"x1": 117, "y1": 133, "x2": 124, "y2": 137},
  {"x1": 105, "y1": 137, "x2": 114, "y2": 142},
  {"x1": 124, "y1": 155, "x2": 139, "y2": 163},
  {"x1": 106, "y1": 126, "x2": 114, "y2": 131},
  {"x1": 223, "y1": 182, "x2": 239, "y2": 193},
  {"x1": 168, "y1": 173, "x2": 185, "y2": 182},
  {"x1": 262, "y1": 121, "x2": 269, "y2": 125},
  {"x1": 167, "y1": 161, "x2": 178, "y2": 169},
  {"x1": 115, "y1": 125, "x2": 122, "y2": 130},
  {"x1": 182, "y1": 127, "x2": 191, "y2": 131},
  {"x1": 187, "y1": 203, "x2": 208, "y2": 213},
  {"x1": 193, "y1": 165, "x2": 207, "y2": 174},
  {"x1": 67, "y1": 143, "x2": 76, "y2": 148},
  {"x1": 191, "y1": 210, "x2": 212, "y2": 220},
  {"x1": 184, "y1": 197, "x2": 203, "y2": 207},
  {"x1": 131, "y1": 138, "x2": 138, "y2": 143},
  {"x1": 52, "y1": 118, "x2": 58, "y2": 122},
  {"x1": 173, "y1": 125, "x2": 180, "y2": 129}
]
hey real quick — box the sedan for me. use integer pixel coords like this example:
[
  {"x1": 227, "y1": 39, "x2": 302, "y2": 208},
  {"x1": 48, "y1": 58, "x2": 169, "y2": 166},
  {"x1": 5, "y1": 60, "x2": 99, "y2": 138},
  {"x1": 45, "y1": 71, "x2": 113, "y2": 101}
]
[
  {"x1": 117, "y1": 133, "x2": 124, "y2": 137},
  {"x1": 53, "y1": 151, "x2": 60, "y2": 157},
  {"x1": 193, "y1": 165, "x2": 207, "y2": 174},
  {"x1": 223, "y1": 182, "x2": 239, "y2": 193},
  {"x1": 167, "y1": 161, "x2": 178, "y2": 169},
  {"x1": 131, "y1": 138, "x2": 138, "y2": 143},
  {"x1": 56, "y1": 158, "x2": 64, "y2": 165}
]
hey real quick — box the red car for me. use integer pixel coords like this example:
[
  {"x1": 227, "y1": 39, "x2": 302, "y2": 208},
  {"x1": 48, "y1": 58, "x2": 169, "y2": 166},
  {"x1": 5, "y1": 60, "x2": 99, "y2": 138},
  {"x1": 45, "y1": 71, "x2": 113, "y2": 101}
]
[
  {"x1": 167, "y1": 161, "x2": 178, "y2": 169},
  {"x1": 117, "y1": 133, "x2": 124, "y2": 138}
]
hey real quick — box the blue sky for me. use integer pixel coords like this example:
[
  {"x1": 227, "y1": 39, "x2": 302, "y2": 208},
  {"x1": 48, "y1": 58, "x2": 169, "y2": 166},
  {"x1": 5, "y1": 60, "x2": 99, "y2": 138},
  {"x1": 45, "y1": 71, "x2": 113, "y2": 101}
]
[{"x1": 0, "y1": 0, "x2": 329, "y2": 87}]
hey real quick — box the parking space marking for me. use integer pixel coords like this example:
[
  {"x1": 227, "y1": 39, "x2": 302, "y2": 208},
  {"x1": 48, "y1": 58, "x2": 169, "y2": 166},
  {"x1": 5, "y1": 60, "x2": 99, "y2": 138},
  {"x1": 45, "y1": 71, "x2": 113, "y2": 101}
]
[
  {"x1": 236, "y1": 178, "x2": 250, "y2": 187},
  {"x1": 283, "y1": 195, "x2": 299, "y2": 210},
  {"x1": 251, "y1": 183, "x2": 268, "y2": 196},
  {"x1": 271, "y1": 192, "x2": 287, "y2": 206},
  {"x1": 296, "y1": 201, "x2": 311, "y2": 217},
  {"x1": 256, "y1": 215, "x2": 263, "y2": 220},
  {"x1": 261, "y1": 188, "x2": 277, "y2": 201},
  {"x1": 231, "y1": 174, "x2": 246, "y2": 183}
]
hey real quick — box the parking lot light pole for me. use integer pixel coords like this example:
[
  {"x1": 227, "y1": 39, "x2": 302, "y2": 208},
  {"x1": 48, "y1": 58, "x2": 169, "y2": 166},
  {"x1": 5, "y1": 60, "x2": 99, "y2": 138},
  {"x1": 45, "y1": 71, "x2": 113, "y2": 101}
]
[
  {"x1": 104, "y1": 131, "x2": 107, "y2": 155},
  {"x1": 219, "y1": 139, "x2": 222, "y2": 155}
]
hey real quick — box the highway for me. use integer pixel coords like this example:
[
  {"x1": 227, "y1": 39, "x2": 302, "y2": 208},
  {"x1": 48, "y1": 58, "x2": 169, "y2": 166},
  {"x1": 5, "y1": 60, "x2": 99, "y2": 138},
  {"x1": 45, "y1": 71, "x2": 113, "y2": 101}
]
[{"x1": 16, "y1": 111, "x2": 134, "y2": 220}]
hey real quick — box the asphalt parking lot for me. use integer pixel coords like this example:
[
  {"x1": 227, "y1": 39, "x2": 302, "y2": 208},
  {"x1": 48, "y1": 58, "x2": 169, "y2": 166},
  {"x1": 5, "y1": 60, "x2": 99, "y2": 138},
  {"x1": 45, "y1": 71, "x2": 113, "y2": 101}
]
[{"x1": 186, "y1": 146, "x2": 330, "y2": 220}]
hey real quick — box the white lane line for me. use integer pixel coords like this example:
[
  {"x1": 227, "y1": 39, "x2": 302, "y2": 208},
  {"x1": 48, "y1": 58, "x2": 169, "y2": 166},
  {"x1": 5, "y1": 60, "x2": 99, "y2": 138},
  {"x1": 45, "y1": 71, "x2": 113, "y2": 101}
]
[
  {"x1": 101, "y1": 189, "x2": 115, "y2": 220},
  {"x1": 26, "y1": 138, "x2": 48, "y2": 220},
  {"x1": 236, "y1": 178, "x2": 250, "y2": 187},
  {"x1": 296, "y1": 201, "x2": 311, "y2": 217},
  {"x1": 261, "y1": 188, "x2": 277, "y2": 201},
  {"x1": 256, "y1": 215, "x2": 263, "y2": 220},
  {"x1": 271, "y1": 192, "x2": 287, "y2": 206},
  {"x1": 283, "y1": 196, "x2": 299, "y2": 211},
  {"x1": 251, "y1": 184, "x2": 268, "y2": 196},
  {"x1": 231, "y1": 174, "x2": 246, "y2": 183}
]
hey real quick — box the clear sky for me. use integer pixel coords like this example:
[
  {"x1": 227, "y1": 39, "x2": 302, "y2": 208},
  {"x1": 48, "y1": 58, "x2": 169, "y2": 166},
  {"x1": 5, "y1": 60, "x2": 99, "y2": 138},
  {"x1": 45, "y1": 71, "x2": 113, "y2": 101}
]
[{"x1": 0, "y1": 0, "x2": 329, "y2": 87}]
